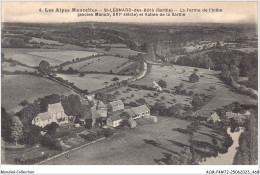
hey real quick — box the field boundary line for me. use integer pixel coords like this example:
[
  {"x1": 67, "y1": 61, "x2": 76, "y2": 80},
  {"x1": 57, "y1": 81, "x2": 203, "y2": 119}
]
[{"x1": 35, "y1": 137, "x2": 105, "y2": 165}]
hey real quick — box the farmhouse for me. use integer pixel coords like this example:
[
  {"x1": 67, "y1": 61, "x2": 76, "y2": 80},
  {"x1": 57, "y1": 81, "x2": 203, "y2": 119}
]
[
  {"x1": 106, "y1": 111, "x2": 123, "y2": 127},
  {"x1": 131, "y1": 105, "x2": 150, "y2": 119},
  {"x1": 207, "y1": 112, "x2": 221, "y2": 123},
  {"x1": 108, "y1": 100, "x2": 124, "y2": 112},
  {"x1": 32, "y1": 102, "x2": 68, "y2": 127},
  {"x1": 124, "y1": 108, "x2": 136, "y2": 119},
  {"x1": 85, "y1": 101, "x2": 107, "y2": 129}
]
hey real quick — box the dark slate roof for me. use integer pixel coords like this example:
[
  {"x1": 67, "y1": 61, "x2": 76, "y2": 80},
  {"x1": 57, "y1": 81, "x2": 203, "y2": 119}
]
[
  {"x1": 131, "y1": 105, "x2": 150, "y2": 115},
  {"x1": 109, "y1": 115, "x2": 122, "y2": 121},
  {"x1": 109, "y1": 100, "x2": 124, "y2": 108},
  {"x1": 108, "y1": 110, "x2": 123, "y2": 121},
  {"x1": 125, "y1": 108, "x2": 136, "y2": 117},
  {"x1": 90, "y1": 106, "x2": 102, "y2": 119}
]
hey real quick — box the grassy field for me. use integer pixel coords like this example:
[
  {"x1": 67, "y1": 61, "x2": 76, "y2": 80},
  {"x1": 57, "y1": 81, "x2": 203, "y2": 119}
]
[
  {"x1": 41, "y1": 117, "x2": 220, "y2": 165},
  {"x1": 29, "y1": 37, "x2": 63, "y2": 45},
  {"x1": 127, "y1": 64, "x2": 256, "y2": 117},
  {"x1": 57, "y1": 74, "x2": 132, "y2": 92},
  {"x1": 1, "y1": 75, "x2": 75, "y2": 113},
  {"x1": 62, "y1": 55, "x2": 130, "y2": 73},
  {"x1": 2, "y1": 48, "x2": 98, "y2": 67},
  {"x1": 2, "y1": 62, "x2": 37, "y2": 73},
  {"x1": 234, "y1": 47, "x2": 257, "y2": 53}
]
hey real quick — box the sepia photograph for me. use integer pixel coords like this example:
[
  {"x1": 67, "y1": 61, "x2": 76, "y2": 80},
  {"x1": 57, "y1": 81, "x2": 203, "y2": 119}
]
[{"x1": 0, "y1": 1, "x2": 259, "y2": 174}]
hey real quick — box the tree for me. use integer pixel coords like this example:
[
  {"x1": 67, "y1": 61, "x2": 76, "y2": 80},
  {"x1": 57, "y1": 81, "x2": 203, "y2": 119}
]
[
  {"x1": 19, "y1": 100, "x2": 29, "y2": 106},
  {"x1": 22, "y1": 125, "x2": 42, "y2": 146},
  {"x1": 112, "y1": 77, "x2": 119, "y2": 81},
  {"x1": 94, "y1": 92, "x2": 107, "y2": 103},
  {"x1": 10, "y1": 116, "x2": 23, "y2": 146},
  {"x1": 39, "y1": 60, "x2": 51, "y2": 74},
  {"x1": 44, "y1": 122, "x2": 59, "y2": 135},
  {"x1": 61, "y1": 96, "x2": 72, "y2": 116},
  {"x1": 212, "y1": 138, "x2": 218, "y2": 145},
  {"x1": 189, "y1": 73, "x2": 199, "y2": 83},
  {"x1": 68, "y1": 94, "x2": 84, "y2": 116},
  {"x1": 158, "y1": 80, "x2": 167, "y2": 88},
  {"x1": 121, "y1": 80, "x2": 128, "y2": 86},
  {"x1": 17, "y1": 103, "x2": 40, "y2": 126},
  {"x1": 1, "y1": 107, "x2": 13, "y2": 142}
]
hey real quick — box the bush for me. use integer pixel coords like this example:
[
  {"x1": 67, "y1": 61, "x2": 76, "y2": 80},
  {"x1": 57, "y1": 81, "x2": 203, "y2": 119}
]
[
  {"x1": 79, "y1": 73, "x2": 85, "y2": 77},
  {"x1": 40, "y1": 135, "x2": 62, "y2": 151},
  {"x1": 158, "y1": 80, "x2": 167, "y2": 88},
  {"x1": 83, "y1": 132, "x2": 98, "y2": 142},
  {"x1": 101, "y1": 128, "x2": 114, "y2": 138},
  {"x1": 209, "y1": 86, "x2": 216, "y2": 90},
  {"x1": 19, "y1": 100, "x2": 29, "y2": 106},
  {"x1": 188, "y1": 90, "x2": 194, "y2": 96},
  {"x1": 112, "y1": 77, "x2": 119, "y2": 81},
  {"x1": 189, "y1": 73, "x2": 199, "y2": 83}
]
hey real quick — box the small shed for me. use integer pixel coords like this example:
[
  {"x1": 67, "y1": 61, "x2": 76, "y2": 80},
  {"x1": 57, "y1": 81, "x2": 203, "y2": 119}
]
[{"x1": 207, "y1": 112, "x2": 221, "y2": 123}]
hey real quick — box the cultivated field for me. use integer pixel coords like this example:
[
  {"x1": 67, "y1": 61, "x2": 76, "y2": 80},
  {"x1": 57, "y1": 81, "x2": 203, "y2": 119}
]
[
  {"x1": 2, "y1": 48, "x2": 99, "y2": 67},
  {"x1": 42, "y1": 117, "x2": 220, "y2": 165},
  {"x1": 107, "y1": 48, "x2": 142, "y2": 57},
  {"x1": 2, "y1": 62, "x2": 37, "y2": 73},
  {"x1": 57, "y1": 74, "x2": 132, "y2": 92},
  {"x1": 29, "y1": 37, "x2": 63, "y2": 45},
  {"x1": 1, "y1": 75, "x2": 75, "y2": 113},
  {"x1": 62, "y1": 56, "x2": 130, "y2": 73}
]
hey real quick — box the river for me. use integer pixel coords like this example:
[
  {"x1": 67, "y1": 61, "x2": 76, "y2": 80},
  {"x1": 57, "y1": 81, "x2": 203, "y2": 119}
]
[{"x1": 200, "y1": 127, "x2": 244, "y2": 165}]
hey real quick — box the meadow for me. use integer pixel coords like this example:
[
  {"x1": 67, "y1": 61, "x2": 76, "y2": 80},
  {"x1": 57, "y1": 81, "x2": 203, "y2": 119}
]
[
  {"x1": 42, "y1": 117, "x2": 222, "y2": 165},
  {"x1": 57, "y1": 73, "x2": 132, "y2": 92},
  {"x1": 115, "y1": 64, "x2": 257, "y2": 117},
  {"x1": 2, "y1": 48, "x2": 99, "y2": 67},
  {"x1": 1, "y1": 75, "x2": 75, "y2": 113},
  {"x1": 62, "y1": 55, "x2": 130, "y2": 73},
  {"x1": 2, "y1": 62, "x2": 37, "y2": 73}
]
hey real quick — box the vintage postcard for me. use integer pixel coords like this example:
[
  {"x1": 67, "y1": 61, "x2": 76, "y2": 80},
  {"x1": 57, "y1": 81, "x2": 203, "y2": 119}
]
[{"x1": 1, "y1": 1, "x2": 258, "y2": 174}]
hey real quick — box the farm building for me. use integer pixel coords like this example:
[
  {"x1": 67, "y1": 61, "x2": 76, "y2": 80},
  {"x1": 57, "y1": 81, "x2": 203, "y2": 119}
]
[
  {"x1": 124, "y1": 108, "x2": 136, "y2": 119},
  {"x1": 225, "y1": 112, "x2": 247, "y2": 123},
  {"x1": 32, "y1": 102, "x2": 68, "y2": 127},
  {"x1": 108, "y1": 100, "x2": 124, "y2": 112},
  {"x1": 131, "y1": 105, "x2": 150, "y2": 119},
  {"x1": 207, "y1": 112, "x2": 221, "y2": 123},
  {"x1": 96, "y1": 101, "x2": 107, "y2": 117},
  {"x1": 106, "y1": 111, "x2": 123, "y2": 127},
  {"x1": 85, "y1": 102, "x2": 107, "y2": 129}
]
